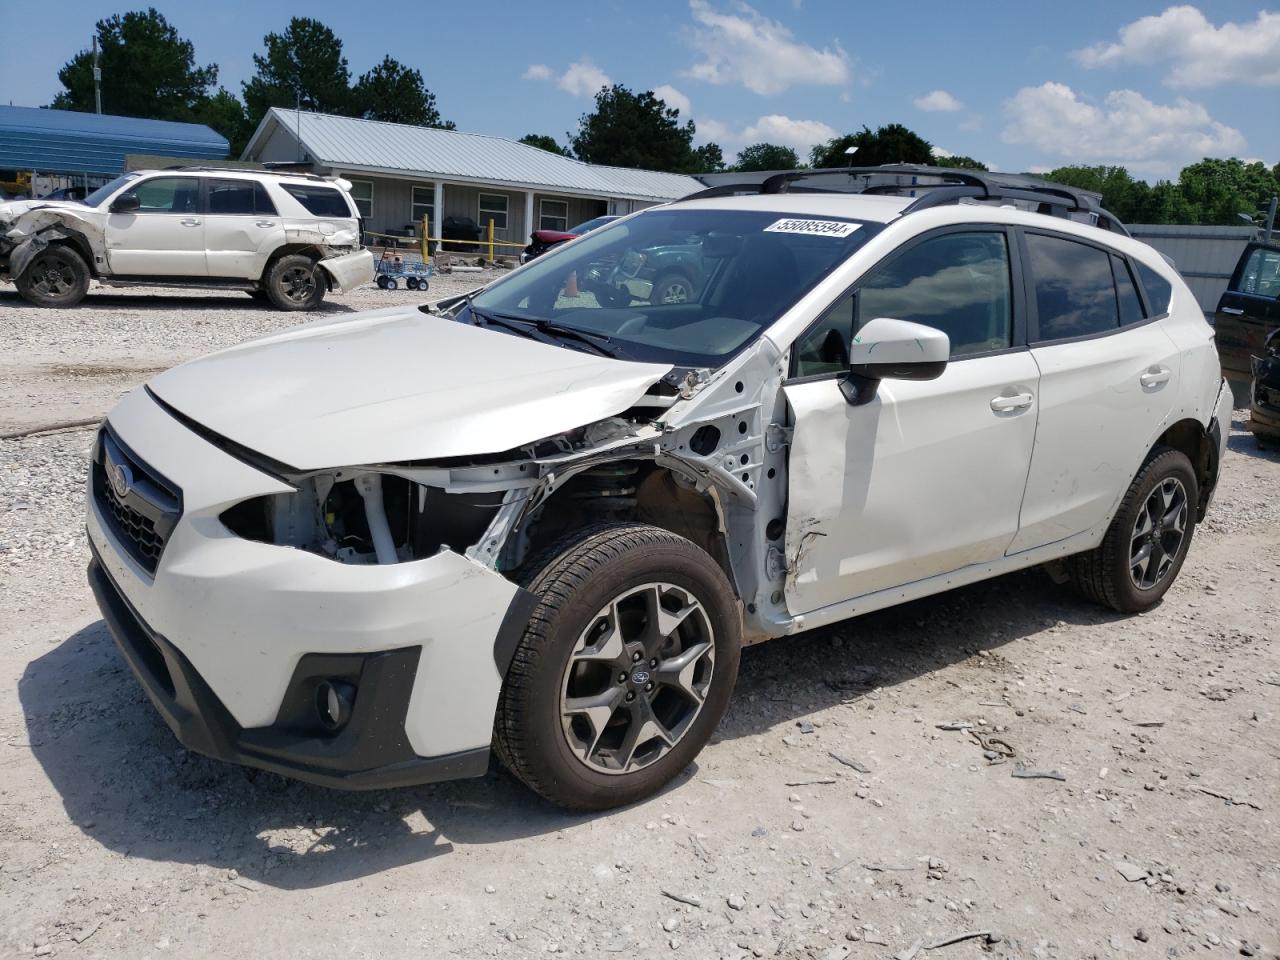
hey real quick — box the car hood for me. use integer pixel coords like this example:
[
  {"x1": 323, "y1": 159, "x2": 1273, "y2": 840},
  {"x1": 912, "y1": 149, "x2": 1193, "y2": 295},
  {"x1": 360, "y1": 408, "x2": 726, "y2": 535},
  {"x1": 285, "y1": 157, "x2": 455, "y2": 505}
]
[
  {"x1": 0, "y1": 198, "x2": 87, "y2": 223},
  {"x1": 146, "y1": 307, "x2": 673, "y2": 471}
]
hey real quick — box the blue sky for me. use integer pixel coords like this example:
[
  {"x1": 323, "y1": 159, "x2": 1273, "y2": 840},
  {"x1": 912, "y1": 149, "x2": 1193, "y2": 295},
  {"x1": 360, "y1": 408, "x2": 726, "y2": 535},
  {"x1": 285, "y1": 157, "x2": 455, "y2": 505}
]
[{"x1": 1, "y1": 0, "x2": 1276, "y2": 179}]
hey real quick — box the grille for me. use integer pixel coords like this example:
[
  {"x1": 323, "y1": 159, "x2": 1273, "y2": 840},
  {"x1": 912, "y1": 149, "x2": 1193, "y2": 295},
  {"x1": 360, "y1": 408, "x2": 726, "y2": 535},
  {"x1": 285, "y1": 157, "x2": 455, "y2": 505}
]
[{"x1": 92, "y1": 428, "x2": 182, "y2": 575}]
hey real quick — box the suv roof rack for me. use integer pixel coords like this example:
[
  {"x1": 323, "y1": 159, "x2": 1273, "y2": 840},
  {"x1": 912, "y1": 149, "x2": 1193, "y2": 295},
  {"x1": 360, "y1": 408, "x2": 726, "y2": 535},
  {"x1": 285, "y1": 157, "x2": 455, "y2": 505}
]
[
  {"x1": 161, "y1": 164, "x2": 328, "y2": 182},
  {"x1": 685, "y1": 163, "x2": 1130, "y2": 237}
]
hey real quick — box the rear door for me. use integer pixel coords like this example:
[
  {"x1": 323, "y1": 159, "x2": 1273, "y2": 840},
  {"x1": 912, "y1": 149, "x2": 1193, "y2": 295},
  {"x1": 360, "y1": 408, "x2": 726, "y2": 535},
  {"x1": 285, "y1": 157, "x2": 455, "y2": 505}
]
[
  {"x1": 104, "y1": 175, "x2": 206, "y2": 276},
  {"x1": 1214, "y1": 243, "x2": 1280, "y2": 384},
  {"x1": 1007, "y1": 230, "x2": 1182, "y2": 553},
  {"x1": 783, "y1": 227, "x2": 1041, "y2": 613},
  {"x1": 204, "y1": 178, "x2": 285, "y2": 278}
]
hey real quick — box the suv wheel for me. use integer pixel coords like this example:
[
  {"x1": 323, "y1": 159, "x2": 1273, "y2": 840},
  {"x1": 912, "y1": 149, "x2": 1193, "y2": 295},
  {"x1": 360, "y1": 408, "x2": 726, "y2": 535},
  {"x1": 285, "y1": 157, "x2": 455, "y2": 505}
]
[
  {"x1": 495, "y1": 523, "x2": 741, "y2": 811},
  {"x1": 1069, "y1": 447, "x2": 1198, "y2": 613},
  {"x1": 264, "y1": 254, "x2": 326, "y2": 311},
  {"x1": 17, "y1": 245, "x2": 90, "y2": 307},
  {"x1": 649, "y1": 270, "x2": 695, "y2": 305}
]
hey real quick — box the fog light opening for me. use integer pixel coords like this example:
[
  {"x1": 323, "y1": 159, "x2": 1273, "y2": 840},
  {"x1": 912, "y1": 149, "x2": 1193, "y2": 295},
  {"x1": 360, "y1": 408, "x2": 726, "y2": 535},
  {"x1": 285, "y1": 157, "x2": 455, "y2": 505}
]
[{"x1": 316, "y1": 680, "x2": 356, "y2": 732}]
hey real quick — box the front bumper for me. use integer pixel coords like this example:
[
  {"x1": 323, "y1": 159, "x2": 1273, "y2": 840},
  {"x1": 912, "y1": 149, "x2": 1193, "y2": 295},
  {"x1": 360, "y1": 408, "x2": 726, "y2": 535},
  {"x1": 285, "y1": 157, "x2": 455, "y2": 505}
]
[
  {"x1": 87, "y1": 386, "x2": 537, "y2": 789},
  {"x1": 318, "y1": 249, "x2": 375, "y2": 292}
]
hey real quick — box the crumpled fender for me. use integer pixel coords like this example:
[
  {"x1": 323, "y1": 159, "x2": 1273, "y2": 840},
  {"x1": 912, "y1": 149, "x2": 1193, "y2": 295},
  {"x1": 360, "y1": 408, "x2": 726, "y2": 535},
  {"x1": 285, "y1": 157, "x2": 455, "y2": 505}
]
[
  {"x1": 3, "y1": 205, "x2": 103, "y2": 280},
  {"x1": 8, "y1": 231, "x2": 59, "y2": 280}
]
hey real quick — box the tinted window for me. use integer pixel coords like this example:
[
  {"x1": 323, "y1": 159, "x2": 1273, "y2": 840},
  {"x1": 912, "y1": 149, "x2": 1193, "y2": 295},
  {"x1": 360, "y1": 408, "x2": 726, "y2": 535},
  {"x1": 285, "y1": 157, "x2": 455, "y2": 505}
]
[
  {"x1": 1113, "y1": 256, "x2": 1145, "y2": 326},
  {"x1": 471, "y1": 209, "x2": 878, "y2": 366},
  {"x1": 1231, "y1": 245, "x2": 1280, "y2": 299},
  {"x1": 282, "y1": 184, "x2": 350, "y2": 218},
  {"x1": 1027, "y1": 234, "x2": 1118, "y2": 340},
  {"x1": 126, "y1": 177, "x2": 200, "y2": 213},
  {"x1": 1134, "y1": 260, "x2": 1173, "y2": 315}
]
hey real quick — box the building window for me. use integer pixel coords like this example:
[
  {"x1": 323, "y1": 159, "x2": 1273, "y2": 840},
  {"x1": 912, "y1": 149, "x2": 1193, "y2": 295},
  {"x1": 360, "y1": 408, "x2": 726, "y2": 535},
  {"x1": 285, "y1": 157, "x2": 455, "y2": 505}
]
[
  {"x1": 539, "y1": 198, "x2": 569, "y2": 232},
  {"x1": 478, "y1": 192, "x2": 509, "y2": 231},
  {"x1": 349, "y1": 179, "x2": 373, "y2": 218},
  {"x1": 411, "y1": 185, "x2": 435, "y2": 231}
]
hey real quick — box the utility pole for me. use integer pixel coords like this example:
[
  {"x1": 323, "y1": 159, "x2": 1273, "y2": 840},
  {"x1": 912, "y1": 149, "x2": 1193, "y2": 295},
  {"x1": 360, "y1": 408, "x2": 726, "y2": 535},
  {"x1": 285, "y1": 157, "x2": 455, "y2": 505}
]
[
  {"x1": 92, "y1": 35, "x2": 102, "y2": 114},
  {"x1": 1265, "y1": 196, "x2": 1278, "y2": 245}
]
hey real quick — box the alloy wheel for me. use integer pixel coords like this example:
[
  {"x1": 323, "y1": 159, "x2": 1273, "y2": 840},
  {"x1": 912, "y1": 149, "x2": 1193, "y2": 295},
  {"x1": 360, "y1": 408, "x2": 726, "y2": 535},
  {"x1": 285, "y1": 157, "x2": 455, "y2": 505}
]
[
  {"x1": 281, "y1": 266, "x2": 317, "y2": 303},
  {"x1": 1129, "y1": 477, "x2": 1188, "y2": 590},
  {"x1": 559, "y1": 582, "x2": 715, "y2": 775},
  {"x1": 29, "y1": 254, "x2": 77, "y2": 299}
]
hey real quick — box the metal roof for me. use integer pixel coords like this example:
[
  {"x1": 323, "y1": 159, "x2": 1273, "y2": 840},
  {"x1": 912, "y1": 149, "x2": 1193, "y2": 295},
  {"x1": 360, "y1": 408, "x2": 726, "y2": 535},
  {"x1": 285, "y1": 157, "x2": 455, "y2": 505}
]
[
  {"x1": 0, "y1": 105, "x2": 228, "y2": 175},
  {"x1": 247, "y1": 108, "x2": 704, "y2": 202}
]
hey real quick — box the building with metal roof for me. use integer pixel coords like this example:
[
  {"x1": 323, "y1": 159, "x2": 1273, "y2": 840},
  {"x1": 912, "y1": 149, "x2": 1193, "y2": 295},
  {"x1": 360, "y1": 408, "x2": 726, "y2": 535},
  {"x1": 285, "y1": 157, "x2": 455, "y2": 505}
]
[
  {"x1": 242, "y1": 108, "x2": 704, "y2": 249},
  {"x1": 0, "y1": 105, "x2": 228, "y2": 184}
]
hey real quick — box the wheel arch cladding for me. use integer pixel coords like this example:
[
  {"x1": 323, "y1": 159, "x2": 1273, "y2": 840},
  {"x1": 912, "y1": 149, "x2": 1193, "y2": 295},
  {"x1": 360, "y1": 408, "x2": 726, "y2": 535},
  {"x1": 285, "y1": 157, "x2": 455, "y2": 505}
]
[{"x1": 1154, "y1": 417, "x2": 1215, "y2": 518}]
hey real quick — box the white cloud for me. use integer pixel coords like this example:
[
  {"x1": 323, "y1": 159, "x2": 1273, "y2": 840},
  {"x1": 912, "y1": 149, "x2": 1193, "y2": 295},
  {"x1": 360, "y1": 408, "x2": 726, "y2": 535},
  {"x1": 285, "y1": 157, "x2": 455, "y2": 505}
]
[
  {"x1": 522, "y1": 64, "x2": 553, "y2": 81},
  {"x1": 558, "y1": 60, "x2": 611, "y2": 97},
  {"x1": 1001, "y1": 82, "x2": 1246, "y2": 176},
  {"x1": 933, "y1": 146, "x2": 954, "y2": 157},
  {"x1": 653, "y1": 84, "x2": 692, "y2": 116},
  {"x1": 913, "y1": 89, "x2": 962, "y2": 112},
  {"x1": 1075, "y1": 5, "x2": 1280, "y2": 88},
  {"x1": 740, "y1": 114, "x2": 837, "y2": 150},
  {"x1": 685, "y1": 0, "x2": 850, "y2": 95}
]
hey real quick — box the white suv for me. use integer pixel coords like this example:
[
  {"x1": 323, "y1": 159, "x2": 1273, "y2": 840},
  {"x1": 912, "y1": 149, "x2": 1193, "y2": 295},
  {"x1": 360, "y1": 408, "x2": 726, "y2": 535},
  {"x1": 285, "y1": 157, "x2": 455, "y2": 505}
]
[
  {"x1": 0, "y1": 168, "x2": 373, "y2": 309},
  {"x1": 85, "y1": 166, "x2": 1232, "y2": 810}
]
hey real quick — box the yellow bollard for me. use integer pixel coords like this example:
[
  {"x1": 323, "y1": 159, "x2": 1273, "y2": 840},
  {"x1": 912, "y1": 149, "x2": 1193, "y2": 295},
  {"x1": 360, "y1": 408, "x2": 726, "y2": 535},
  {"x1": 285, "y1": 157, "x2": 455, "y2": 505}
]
[
  {"x1": 422, "y1": 214, "x2": 429, "y2": 261},
  {"x1": 487, "y1": 218, "x2": 495, "y2": 263}
]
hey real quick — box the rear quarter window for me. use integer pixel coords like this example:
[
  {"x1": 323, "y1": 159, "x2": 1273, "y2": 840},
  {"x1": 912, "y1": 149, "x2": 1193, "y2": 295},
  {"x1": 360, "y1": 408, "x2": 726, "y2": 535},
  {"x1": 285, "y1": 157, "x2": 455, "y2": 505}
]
[
  {"x1": 280, "y1": 184, "x2": 352, "y2": 218},
  {"x1": 1134, "y1": 260, "x2": 1173, "y2": 315}
]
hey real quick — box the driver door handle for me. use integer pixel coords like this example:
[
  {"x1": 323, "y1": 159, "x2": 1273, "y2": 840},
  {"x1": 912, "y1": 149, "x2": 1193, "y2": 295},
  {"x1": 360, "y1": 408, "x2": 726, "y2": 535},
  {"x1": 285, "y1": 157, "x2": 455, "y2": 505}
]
[
  {"x1": 179, "y1": 218, "x2": 201, "y2": 227},
  {"x1": 1140, "y1": 367, "x2": 1172, "y2": 389},
  {"x1": 990, "y1": 392, "x2": 1034, "y2": 412}
]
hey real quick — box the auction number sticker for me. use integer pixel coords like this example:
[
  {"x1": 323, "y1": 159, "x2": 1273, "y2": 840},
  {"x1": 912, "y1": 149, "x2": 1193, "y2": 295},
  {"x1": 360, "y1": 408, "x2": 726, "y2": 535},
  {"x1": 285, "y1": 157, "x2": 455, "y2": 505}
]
[{"x1": 763, "y1": 218, "x2": 861, "y2": 238}]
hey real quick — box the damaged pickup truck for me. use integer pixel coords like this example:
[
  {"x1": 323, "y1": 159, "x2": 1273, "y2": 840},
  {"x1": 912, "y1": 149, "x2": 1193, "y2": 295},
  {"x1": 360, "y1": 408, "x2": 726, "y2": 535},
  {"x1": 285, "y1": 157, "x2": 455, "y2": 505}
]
[
  {"x1": 87, "y1": 166, "x2": 1232, "y2": 810},
  {"x1": 1, "y1": 168, "x2": 373, "y2": 309}
]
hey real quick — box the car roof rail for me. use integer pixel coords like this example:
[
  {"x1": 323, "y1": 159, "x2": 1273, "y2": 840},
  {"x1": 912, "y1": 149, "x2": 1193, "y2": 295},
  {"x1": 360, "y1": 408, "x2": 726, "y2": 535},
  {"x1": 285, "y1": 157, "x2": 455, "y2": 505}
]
[{"x1": 683, "y1": 164, "x2": 1131, "y2": 236}]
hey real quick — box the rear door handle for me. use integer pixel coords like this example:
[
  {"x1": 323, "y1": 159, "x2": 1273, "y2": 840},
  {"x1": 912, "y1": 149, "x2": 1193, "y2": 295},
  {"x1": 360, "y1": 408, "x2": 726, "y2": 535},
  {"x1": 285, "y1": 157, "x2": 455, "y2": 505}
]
[
  {"x1": 179, "y1": 218, "x2": 201, "y2": 227},
  {"x1": 990, "y1": 392, "x2": 1034, "y2": 412},
  {"x1": 1140, "y1": 367, "x2": 1171, "y2": 389},
  {"x1": 1220, "y1": 306, "x2": 1244, "y2": 315},
  {"x1": 255, "y1": 220, "x2": 276, "y2": 228}
]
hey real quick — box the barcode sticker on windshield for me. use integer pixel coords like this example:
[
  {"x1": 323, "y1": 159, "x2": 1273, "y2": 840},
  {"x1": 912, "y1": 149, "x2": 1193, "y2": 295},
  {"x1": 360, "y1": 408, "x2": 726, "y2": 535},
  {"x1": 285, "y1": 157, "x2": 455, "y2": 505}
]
[{"x1": 763, "y1": 218, "x2": 861, "y2": 238}]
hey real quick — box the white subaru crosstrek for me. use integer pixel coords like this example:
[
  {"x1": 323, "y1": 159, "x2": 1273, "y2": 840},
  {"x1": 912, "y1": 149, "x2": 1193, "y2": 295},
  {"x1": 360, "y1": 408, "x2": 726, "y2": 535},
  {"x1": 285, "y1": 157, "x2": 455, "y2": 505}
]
[
  {"x1": 0, "y1": 168, "x2": 373, "y2": 309},
  {"x1": 86, "y1": 166, "x2": 1232, "y2": 810}
]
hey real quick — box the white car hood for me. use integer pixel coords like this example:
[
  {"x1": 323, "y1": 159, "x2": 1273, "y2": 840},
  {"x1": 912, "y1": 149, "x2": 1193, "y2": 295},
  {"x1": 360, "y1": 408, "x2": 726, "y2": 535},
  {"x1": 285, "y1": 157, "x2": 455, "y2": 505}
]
[
  {"x1": 0, "y1": 198, "x2": 88, "y2": 223},
  {"x1": 147, "y1": 307, "x2": 672, "y2": 470}
]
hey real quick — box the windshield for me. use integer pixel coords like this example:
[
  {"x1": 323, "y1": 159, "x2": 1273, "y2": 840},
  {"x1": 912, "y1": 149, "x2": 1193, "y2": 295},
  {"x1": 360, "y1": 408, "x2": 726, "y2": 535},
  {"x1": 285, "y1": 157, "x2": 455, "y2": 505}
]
[
  {"x1": 84, "y1": 173, "x2": 139, "y2": 208},
  {"x1": 471, "y1": 208, "x2": 879, "y2": 366}
]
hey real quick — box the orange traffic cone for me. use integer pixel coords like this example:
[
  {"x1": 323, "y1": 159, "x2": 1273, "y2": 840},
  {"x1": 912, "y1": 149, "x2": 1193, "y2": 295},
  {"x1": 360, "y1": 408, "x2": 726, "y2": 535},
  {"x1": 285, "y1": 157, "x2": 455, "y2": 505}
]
[{"x1": 565, "y1": 270, "x2": 579, "y2": 297}]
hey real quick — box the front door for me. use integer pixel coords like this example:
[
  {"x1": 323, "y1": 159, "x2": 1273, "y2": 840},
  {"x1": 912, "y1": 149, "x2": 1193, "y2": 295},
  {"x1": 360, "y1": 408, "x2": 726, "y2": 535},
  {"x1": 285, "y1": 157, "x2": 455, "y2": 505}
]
[
  {"x1": 783, "y1": 228, "x2": 1040, "y2": 614},
  {"x1": 104, "y1": 175, "x2": 206, "y2": 276}
]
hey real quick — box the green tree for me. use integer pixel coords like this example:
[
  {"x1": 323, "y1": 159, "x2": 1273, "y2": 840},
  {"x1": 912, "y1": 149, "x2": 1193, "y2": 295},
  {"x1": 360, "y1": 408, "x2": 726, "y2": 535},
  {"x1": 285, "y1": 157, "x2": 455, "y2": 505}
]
[
  {"x1": 932, "y1": 153, "x2": 987, "y2": 171},
  {"x1": 569, "y1": 85, "x2": 712, "y2": 173},
  {"x1": 519, "y1": 133, "x2": 569, "y2": 156},
  {"x1": 242, "y1": 18, "x2": 354, "y2": 130},
  {"x1": 353, "y1": 56, "x2": 453, "y2": 128},
  {"x1": 733, "y1": 143, "x2": 800, "y2": 172},
  {"x1": 51, "y1": 8, "x2": 217, "y2": 121},
  {"x1": 1043, "y1": 165, "x2": 1153, "y2": 222},
  {"x1": 809, "y1": 124, "x2": 933, "y2": 168},
  {"x1": 194, "y1": 87, "x2": 250, "y2": 156},
  {"x1": 693, "y1": 142, "x2": 726, "y2": 172},
  {"x1": 1176, "y1": 158, "x2": 1280, "y2": 225}
]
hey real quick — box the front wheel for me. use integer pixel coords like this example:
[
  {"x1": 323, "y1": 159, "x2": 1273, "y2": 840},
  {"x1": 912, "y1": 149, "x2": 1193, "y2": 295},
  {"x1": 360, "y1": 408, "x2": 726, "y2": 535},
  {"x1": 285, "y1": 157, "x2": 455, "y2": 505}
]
[
  {"x1": 494, "y1": 523, "x2": 741, "y2": 811},
  {"x1": 1069, "y1": 447, "x2": 1198, "y2": 613},
  {"x1": 264, "y1": 254, "x2": 326, "y2": 311},
  {"x1": 16, "y1": 245, "x2": 90, "y2": 307},
  {"x1": 649, "y1": 270, "x2": 695, "y2": 305}
]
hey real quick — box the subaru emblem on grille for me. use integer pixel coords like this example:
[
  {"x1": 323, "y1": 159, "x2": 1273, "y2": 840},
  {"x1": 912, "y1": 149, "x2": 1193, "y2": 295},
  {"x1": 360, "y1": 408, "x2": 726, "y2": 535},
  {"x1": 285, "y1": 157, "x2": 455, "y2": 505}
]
[{"x1": 110, "y1": 461, "x2": 133, "y2": 500}]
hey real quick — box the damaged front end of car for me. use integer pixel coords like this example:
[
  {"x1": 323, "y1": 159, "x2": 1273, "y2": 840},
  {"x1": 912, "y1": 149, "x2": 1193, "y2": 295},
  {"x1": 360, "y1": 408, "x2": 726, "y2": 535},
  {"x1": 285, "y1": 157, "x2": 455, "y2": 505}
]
[{"x1": 0, "y1": 202, "x2": 103, "y2": 282}]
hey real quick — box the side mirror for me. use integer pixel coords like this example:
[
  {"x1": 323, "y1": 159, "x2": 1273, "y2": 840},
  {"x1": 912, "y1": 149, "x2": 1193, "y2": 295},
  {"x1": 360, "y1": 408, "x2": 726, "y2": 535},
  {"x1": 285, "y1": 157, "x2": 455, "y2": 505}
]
[
  {"x1": 840, "y1": 317, "x2": 949, "y2": 405},
  {"x1": 109, "y1": 193, "x2": 140, "y2": 213}
]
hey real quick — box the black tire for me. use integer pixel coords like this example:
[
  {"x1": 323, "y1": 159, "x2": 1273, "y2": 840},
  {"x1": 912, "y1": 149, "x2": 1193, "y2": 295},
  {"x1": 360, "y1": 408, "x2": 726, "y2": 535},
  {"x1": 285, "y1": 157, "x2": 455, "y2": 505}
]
[
  {"x1": 16, "y1": 244, "x2": 90, "y2": 307},
  {"x1": 264, "y1": 254, "x2": 325, "y2": 311},
  {"x1": 407, "y1": 277, "x2": 419, "y2": 291},
  {"x1": 1069, "y1": 447, "x2": 1198, "y2": 613},
  {"x1": 494, "y1": 522, "x2": 741, "y2": 811},
  {"x1": 385, "y1": 277, "x2": 398, "y2": 290},
  {"x1": 649, "y1": 270, "x2": 695, "y2": 305},
  {"x1": 376, "y1": 275, "x2": 389, "y2": 289}
]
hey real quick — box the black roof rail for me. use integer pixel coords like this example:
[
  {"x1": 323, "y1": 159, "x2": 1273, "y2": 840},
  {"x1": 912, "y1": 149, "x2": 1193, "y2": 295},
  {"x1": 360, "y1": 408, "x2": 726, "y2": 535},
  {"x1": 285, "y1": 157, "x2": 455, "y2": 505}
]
[{"x1": 683, "y1": 163, "x2": 1130, "y2": 236}]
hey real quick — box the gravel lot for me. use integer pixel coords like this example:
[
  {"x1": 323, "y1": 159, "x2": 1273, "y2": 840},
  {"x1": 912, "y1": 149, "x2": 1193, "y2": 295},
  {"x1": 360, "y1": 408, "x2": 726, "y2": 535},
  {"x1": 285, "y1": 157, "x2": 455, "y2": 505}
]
[{"x1": 1, "y1": 280, "x2": 1277, "y2": 960}]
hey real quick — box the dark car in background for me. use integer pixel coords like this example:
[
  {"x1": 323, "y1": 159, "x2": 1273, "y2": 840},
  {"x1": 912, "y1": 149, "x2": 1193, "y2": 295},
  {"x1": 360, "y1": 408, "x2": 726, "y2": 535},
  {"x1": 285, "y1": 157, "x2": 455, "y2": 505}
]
[
  {"x1": 1214, "y1": 241, "x2": 1280, "y2": 399},
  {"x1": 521, "y1": 215, "x2": 618, "y2": 263},
  {"x1": 1248, "y1": 328, "x2": 1280, "y2": 448}
]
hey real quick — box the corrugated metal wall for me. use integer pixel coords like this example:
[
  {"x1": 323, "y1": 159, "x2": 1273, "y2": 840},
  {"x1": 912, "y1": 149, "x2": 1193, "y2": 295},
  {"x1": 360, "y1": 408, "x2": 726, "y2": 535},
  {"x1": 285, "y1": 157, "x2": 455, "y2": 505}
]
[{"x1": 1129, "y1": 224, "x2": 1256, "y2": 313}]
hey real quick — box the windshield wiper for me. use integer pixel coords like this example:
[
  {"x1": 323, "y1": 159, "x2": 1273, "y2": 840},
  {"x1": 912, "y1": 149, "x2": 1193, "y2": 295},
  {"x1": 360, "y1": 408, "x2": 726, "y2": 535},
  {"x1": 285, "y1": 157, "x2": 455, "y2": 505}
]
[{"x1": 469, "y1": 306, "x2": 618, "y2": 358}]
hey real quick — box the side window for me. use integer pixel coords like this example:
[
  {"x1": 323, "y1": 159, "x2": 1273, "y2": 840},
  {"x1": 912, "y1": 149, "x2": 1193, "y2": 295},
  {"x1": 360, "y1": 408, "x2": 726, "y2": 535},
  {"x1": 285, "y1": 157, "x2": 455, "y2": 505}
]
[
  {"x1": 1134, "y1": 260, "x2": 1174, "y2": 315},
  {"x1": 1232, "y1": 246, "x2": 1280, "y2": 299},
  {"x1": 282, "y1": 184, "x2": 351, "y2": 218},
  {"x1": 1026, "y1": 233, "x2": 1118, "y2": 341},
  {"x1": 1113, "y1": 255, "x2": 1145, "y2": 326},
  {"x1": 794, "y1": 231, "x2": 1012, "y2": 377},
  {"x1": 126, "y1": 177, "x2": 200, "y2": 213},
  {"x1": 207, "y1": 179, "x2": 255, "y2": 215},
  {"x1": 253, "y1": 182, "x2": 277, "y2": 216}
]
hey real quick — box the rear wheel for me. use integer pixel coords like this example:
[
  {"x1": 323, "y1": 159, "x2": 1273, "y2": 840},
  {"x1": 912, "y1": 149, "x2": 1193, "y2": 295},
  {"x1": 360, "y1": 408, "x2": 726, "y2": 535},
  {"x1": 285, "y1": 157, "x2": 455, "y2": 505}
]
[
  {"x1": 1069, "y1": 447, "x2": 1197, "y2": 613},
  {"x1": 649, "y1": 270, "x2": 695, "y2": 305},
  {"x1": 494, "y1": 523, "x2": 741, "y2": 811},
  {"x1": 376, "y1": 275, "x2": 389, "y2": 289},
  {"x1": 16, "y1": 245, "x2": 90, "y2": 307},
  {"x1": 264, "y1": 254, "x2": 325, "y2": 311}
]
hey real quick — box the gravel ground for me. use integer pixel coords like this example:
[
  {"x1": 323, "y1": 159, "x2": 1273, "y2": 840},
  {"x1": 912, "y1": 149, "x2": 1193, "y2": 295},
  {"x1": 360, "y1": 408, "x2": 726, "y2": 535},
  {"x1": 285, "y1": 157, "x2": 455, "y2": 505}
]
[{"x1": 0, "y1": 283, "x2": 1277, "y2": 960}]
